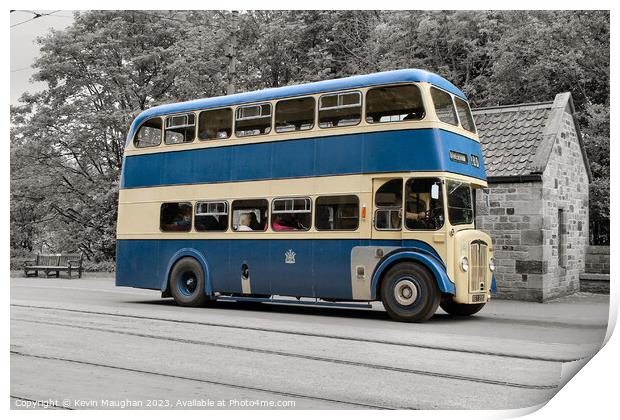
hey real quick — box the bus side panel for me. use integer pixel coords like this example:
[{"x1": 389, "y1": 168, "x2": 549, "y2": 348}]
[
  {"x1": 116, "y1": 239, "x2": 162, "y2": 290},
  {"x1": 312, "y1": 239, "x2": 357, "y2": 300},
  {"x1": 230, "y1": 142, "x2": 272, "y2": 182},
  {"x1": 226, "y1": 240, "x2": 272, "y2": 295},
  {"x1": 268, "y1": 239, "x2": 314, "y2": 297},
  {"x1": 315, "y1": 134, "x2": 363, "y2": 175},
  {"x1": 195, "y1": 240, "x2": 233, "y2": 295},
  {"x1": 271, "y1": 139, "x2": 315, "y2": 178}
]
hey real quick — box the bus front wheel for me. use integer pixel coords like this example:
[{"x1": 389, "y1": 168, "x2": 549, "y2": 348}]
[
  {"x1": 440, "y1": 300, "x2": 485, "y2": 316},
  {"x1": 380, "y1": 262, "x2": 440, "y2": 322},
  {"x1": 169, "y1": 257, "x2": 209, "y2": 307}
]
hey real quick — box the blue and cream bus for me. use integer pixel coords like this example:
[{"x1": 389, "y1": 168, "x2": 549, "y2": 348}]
[{"x1": 116, "y1": 69, "x2": 496, "y2": 322}]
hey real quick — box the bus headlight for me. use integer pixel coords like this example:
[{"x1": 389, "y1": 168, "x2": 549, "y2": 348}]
[
  {"x1": 460, "y1": 257, "x2": 469, "y2": 272},
  {"x1": 489, "y1": 258, "x2": 495, "y2": 272}
]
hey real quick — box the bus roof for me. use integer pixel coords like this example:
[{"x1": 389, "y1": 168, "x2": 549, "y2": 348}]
[{"x1": 128, "y1": 69, "x2": 467, "y2": 142}]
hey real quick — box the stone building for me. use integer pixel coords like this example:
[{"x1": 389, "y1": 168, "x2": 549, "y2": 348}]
[{"x1": 473, "y1": 92, "x2": 592, "y2": 301}]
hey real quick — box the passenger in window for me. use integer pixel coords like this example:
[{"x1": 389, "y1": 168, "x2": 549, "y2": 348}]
[
  {"x1": 272, "y1": 214, "x2": 294, "y2": 231},
  {"x1": 236, "y1": 214, "x2": 253, "y2": 231},
  {"x1": 161, "y1": 205, "x2": 191, "y2": 231},
  {"x1": 248, "y1": 212, "x2": 264, "y2": 231}
]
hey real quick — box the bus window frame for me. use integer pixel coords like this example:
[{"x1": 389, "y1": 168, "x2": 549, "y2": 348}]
[
  {"x1": 234, "y1": 103, "x2": 273, "y2": 137},
  {"x1": 430, "y1": 86, "x2": 459, "y2": 127},
  {"x1": 403, "y1": 177, "x2": 445, "y2": 232},
  {"x1": 197, "y1": 107, "x2": 234, "y2": 141},
  {"x1": 373, "y1": 178, "x2": 404, "y2": 231},
  {"x1": 164, "y1": 112, "x2": 197, "y2": 145},
  {"x1": 374, "y1": 207, "x2": 402, "y2": 231},
  {"x1": 194, "y1": 200, "x2": 229, "y2": 232},
  {"x1": 314, "y1": 194, "x2": 360, "y2": 231},
  {"x1": 318, "y1": 90, "x2": 363, "y2": 129},
  {"x1": 275, "y1": 97, "x2": 316, "y2": 133},
  {"x1": 453, "y1": 96, "x2": 477, "y2": 134},
  {"x1": 159, "y1": 201, "x2": 193, "y2": 233},
  {"x1": 365, "y1": 84, "x2": 426, "y2": 124},
  {"x1": 230, "y1": 198, "x2": 270, "y2": 232},
  {"x1": 271, "y1": 196, "x2": 312, "y2": 232},
  {"x1": 133, "y1": 116, "x2": 163, "y2": 148}
]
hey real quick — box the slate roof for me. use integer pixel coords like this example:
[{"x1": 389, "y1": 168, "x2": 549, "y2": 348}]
[{"x1": 472, "y1": 102, "x2": 553, "y2": 179}]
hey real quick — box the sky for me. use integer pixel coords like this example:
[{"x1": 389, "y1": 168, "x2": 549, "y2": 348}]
[{"x1": 10, "y1": 10, "x2": 75, "y2": 105}]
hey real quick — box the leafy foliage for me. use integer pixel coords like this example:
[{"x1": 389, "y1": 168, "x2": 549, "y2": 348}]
[{"x1": 10, "y1": 10, "x2": 610, "y2": 262}]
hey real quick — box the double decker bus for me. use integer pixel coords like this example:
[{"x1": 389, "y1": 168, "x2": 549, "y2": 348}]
[{"x1": 116, "y1": 69, "x2": 496, "y2": 322}]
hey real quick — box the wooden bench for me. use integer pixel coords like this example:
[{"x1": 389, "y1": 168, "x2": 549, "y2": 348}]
[{"x1": 23, "y1": 254, "x2": 83, "y2": 278}]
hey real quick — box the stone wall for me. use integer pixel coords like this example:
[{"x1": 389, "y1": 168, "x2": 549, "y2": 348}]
[
  {"x1": 540, "y1": 111, "x2": 589, "y2": 300},
  {"x1": 585, "y1": 245, "x2": 610, "y2": 274},
  {"x1": 475, "y1": 181, "x2": 545, "y2": 301},
  {"x1": 476, "y1": 110, "x2": 589, "y2": 302}
]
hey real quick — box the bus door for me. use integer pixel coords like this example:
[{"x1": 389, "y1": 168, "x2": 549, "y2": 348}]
[{"x1": 371, "y1": 178, "x2": 403, "y2": 242}]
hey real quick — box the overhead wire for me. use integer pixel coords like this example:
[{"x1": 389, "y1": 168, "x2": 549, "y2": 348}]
[{"x1": 10, "y1": 10, "x2": 62, "y2": 28}]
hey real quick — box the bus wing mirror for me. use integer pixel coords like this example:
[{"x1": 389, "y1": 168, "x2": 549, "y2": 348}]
[{"x1": 431, "y1": 184, "x2": 439, "y2": 200}]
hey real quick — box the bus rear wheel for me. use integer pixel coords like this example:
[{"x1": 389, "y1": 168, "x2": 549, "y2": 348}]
[
  {"x1": 169, "y1": 257, "x2": 209, "y2": 307},
  {"x1": 380, "y1": 262, "x2": 440, "y2": 322},
  {"x1": 440, "y1": 300, "x2": 486, "y2": 316}
]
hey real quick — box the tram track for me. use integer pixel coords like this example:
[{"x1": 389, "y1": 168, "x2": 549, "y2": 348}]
[
  {"x1": 10, "y1": 351, "x2": 394, "y2": 410},
  {"x1": 12, "y1": 316, "x2": 558, "y2": 390},
  {"x1": 11, "y1": 303, "x2": 587, "y2": 363}
]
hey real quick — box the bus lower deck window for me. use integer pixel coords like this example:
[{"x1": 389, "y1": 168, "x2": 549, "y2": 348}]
[
  {"x1": 275, "y1": 97, "x2": 315, "y2": 133},
  {"x1": 195, "y1": 201, "x2": 229, "y2": 231},
  {"x1": 160, "y1": 202, "x2": 192, "y2": 232},
  {"x1": 271, "y1": 197, "x2": 312, "y2": 231},
  {"x1": 374, "y1": 179, "x2": 403, "y2": 230},
  {"x1": 235, "y1": 104, "x2": 272, "y2": 137},
  {"x1": 198, "y1": 108, "x2": 233, "y2": 140},
  {"x1": 165, "y1": 114, "x2": 196, "y2": 144},
  {"x1": 431, "y1": 88, "x2": 458, "y2": 126},
  {"x1": 366, "y1": 85, "x2": 425, "y2": 123},
  {"x1": 134, "y1": 117, "x2": 162, "y2": 148},
  {"x1": 315, "y1": 195, "x2": 359, "y2": 231},
  {"x1": 319, "y1": 91, "x2": 361, "y2": 128},
  {"x1": 405, "y1": 178, "x2": 444, "y2": 230},
  {"x1": 231, "y1": 199, "x2": 269, "y2": 231}
]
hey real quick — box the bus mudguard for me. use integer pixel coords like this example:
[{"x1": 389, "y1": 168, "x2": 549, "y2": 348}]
[
  {"x1": 370, "y1": 250, "x2": 455, "y2": 299},
  {"x1": 163, "y1": 248, "x2": 212, "y2": 295}
]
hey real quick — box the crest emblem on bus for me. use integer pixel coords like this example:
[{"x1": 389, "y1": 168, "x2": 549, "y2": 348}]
[{"x1": 285, "y1": 249, "x2": 296, "y2": 264}]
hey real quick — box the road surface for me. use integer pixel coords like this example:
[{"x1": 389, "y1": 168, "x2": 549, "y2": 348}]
[{"x1": 10, "y1": 274, "x2": 609, "y2": 410}]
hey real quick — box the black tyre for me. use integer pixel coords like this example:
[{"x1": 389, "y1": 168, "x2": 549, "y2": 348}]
[
  {"x1": 169, "y1": 257, "x2": 209, "y2": 307},
  {"x1": 380, "y1": 262, "x2": 440, "y2": 322},
  {"x1": 440, "y1": 300, "x2": 485, "y2": 316}
]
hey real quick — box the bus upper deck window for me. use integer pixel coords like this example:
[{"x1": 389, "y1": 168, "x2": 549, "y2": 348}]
[
  {"x1": 366, "y1": 85, "x2": 425, "y2": 123},
  {"x1": 165, "y1": 113, "x2": 196, "y2": 145},
  {"x1": 134, "y1": 117, "x2": 162, "y2": 148},
  {"x1": 318, "y1": 91, "x2": 362, "y2": 129},
  {"x1": 235, "y1": 104, "x2": 272, "y2": 137},
  {"x1": 195, "y1": 201, "x2": 228, "y2": 231},
  {"x1": 271, "y1": 197, "x2": 312, "y2": 231},
  {"x1": 275, "y1": 97, "x2": 315, "y2": 133},
  {"x1": 454, "y1": 97, "x2": 476, "y2": 133},
  {"x1": 315, "y1": 195, "x2": 359, "y2": 231},
  {"x1": 431, "y1": 88, "x2": 458, "y2": 126},
  {"x1": 198, "y1": 108, "x2": 233, "y2": 140}
]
